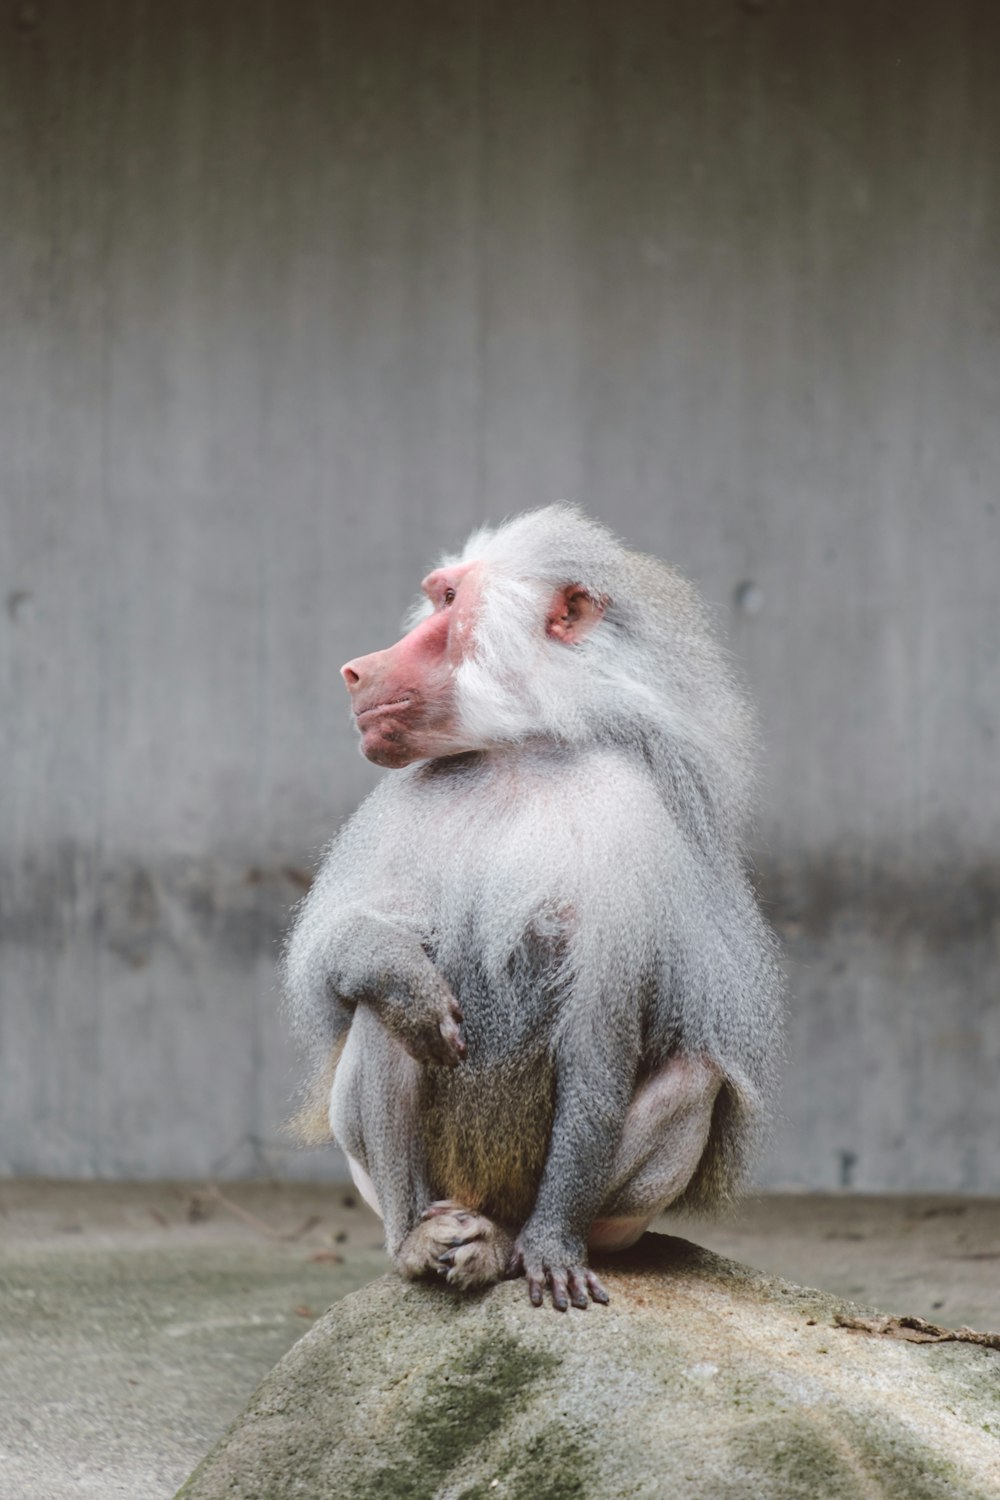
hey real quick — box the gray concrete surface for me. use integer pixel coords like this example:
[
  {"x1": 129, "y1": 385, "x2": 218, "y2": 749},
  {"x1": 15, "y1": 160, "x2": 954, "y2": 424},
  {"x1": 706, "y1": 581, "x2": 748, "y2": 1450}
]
[
  {"x1": 2, "y1": 1, "x2": 999, "y2": 1189},
  {"x1": 1, "y1": 1184, "x2": 998, "y2": 1500}
]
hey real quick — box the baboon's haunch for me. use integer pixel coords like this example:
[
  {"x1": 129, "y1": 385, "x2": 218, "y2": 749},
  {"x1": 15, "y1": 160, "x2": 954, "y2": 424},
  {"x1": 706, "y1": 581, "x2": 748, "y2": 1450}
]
[{"x1": 284, "y1": 506, "x2": 783, "y2": 1310}]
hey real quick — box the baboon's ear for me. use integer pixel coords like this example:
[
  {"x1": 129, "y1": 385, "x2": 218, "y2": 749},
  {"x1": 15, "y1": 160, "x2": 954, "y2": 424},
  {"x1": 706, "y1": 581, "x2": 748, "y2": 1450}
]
[{"x1": 545, "y1": 585, "x2": 606, "y2": 644}]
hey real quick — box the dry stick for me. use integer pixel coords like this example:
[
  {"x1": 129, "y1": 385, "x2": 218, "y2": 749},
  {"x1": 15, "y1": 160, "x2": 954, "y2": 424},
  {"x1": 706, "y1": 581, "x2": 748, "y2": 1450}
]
[
  {"x1": 201, "y1": 1182, "x2": 322, "y2": 1242},
  {"x1": 835, "y1": 1312, "x2": 1000, "y2": 1350}
]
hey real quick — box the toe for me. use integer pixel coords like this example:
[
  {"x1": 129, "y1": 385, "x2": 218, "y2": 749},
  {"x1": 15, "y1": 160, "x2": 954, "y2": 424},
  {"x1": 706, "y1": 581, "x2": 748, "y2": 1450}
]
[
  {"x1": 585, "y1": 1269, "x2": 610, "y2": 1304},
  {"x1": 567, "y1": 1270, "x2": 590, "y2": 1309},
  {"x1": 549, "y1": 1272, "x2": 570, "y2": 1312}
]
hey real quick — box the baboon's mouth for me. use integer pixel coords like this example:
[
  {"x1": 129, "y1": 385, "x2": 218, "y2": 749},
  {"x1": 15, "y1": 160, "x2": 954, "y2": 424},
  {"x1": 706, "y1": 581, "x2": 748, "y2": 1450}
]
[{"x1": 355, "y1": 697, "x2": 414, "y2": 724}]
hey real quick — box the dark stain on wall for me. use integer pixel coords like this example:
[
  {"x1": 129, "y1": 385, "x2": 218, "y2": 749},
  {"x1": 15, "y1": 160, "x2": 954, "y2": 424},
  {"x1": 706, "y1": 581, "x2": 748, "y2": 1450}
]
[
  {"x1": 758, "y1": 857, "x2": 1000, "y2": 953},
  {"x1": 4, "y1": 845, "x2": 998, "y2": 970}
]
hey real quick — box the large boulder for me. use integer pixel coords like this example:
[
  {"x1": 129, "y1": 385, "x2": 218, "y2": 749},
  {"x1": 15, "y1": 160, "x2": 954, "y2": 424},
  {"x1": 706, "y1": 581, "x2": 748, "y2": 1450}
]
[{"x1": 177, "y1": 1235, "x2": 1000, "y2": 1499}]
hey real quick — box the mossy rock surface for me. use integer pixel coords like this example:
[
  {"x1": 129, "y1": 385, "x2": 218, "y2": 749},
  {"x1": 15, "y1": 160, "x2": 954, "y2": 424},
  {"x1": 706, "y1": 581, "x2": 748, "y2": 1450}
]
[{"x1": 176, "y1": 1235, "x2": 1000, "y2": 1500}]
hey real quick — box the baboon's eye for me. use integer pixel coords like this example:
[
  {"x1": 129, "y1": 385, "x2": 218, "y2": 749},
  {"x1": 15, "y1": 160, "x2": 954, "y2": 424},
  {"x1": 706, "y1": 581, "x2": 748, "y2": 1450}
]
[{"x1": 443, "y1": 588, "x2": 456, "y2": 606}]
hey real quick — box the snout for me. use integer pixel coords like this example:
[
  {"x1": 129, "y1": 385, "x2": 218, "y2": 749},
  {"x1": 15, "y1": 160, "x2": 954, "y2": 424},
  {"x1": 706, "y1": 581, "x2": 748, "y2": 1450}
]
[{"x1": 340, "y1": 648, "x2": 389, "y2": 697}]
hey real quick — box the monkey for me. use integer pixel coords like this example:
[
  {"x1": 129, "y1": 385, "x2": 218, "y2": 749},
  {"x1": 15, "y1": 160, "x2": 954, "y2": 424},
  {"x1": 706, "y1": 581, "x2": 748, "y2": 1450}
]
[{"x1": 282, "y1": 505, "x2": 783, "y2": 1311}]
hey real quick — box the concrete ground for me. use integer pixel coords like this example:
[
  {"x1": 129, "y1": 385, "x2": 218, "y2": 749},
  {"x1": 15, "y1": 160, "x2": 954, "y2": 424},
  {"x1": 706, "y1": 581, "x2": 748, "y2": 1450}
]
[{"x1": 1, "y1": 1184, "x2": 997, "y2": 1500}]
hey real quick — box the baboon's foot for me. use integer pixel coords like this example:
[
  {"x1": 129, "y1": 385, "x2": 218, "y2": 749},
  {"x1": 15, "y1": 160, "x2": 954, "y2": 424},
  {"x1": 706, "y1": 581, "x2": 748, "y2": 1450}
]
[{"x1": 396, "y1": 1200, "x2": 514, "y2": 1291}]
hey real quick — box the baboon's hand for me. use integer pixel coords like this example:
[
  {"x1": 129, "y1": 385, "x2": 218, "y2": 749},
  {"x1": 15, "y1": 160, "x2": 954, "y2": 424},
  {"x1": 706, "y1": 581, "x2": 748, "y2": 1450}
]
[
  {"x1": 377, "y1": 971, "x2": 466, "y2": 1068},
  {"x1": 508, "y1": 1228, "x2": 610, "y2": 1311}
]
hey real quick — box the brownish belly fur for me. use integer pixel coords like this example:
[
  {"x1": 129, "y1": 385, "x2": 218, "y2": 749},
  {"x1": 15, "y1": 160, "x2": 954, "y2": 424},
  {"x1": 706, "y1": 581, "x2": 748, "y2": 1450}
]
[{"x1": 419, "y1": 1052, "x2": 556, "y2": 1225}]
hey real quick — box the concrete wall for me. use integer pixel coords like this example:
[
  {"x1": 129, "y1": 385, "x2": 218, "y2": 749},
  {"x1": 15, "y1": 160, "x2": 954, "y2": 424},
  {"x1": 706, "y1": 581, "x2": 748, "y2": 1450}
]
[{"x1": 2, "y1": 0, "x2": 998, "y2": 1187}]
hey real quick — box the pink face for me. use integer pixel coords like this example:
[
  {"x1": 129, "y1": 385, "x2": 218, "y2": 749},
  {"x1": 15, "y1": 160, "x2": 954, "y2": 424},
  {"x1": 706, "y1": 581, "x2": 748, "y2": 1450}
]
[
  {"x1": 341, "y1": 563, "x2": 606, "y2": 768},
  {"x1": 340, "y1": 562, "x2": 482, "y2": 768}
]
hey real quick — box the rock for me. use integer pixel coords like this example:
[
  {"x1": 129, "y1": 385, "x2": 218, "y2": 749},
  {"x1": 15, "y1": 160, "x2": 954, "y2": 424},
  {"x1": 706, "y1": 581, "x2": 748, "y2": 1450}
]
[{"x1": 176, "y1": 1235, "x2": 1000, "y2": 1500}]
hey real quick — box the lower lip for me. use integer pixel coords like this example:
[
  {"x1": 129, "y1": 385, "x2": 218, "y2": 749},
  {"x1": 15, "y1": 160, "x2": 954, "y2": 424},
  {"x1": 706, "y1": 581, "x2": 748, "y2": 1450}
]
[{"x1": 356, "y1": 699, "x2": 413, "y2": 725}]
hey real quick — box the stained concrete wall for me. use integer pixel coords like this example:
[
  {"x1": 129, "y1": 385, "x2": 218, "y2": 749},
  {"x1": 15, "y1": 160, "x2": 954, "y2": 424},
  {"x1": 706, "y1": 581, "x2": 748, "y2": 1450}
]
[{"x1": 2, "y1": 0, "x2": 998, "y2": 1187}]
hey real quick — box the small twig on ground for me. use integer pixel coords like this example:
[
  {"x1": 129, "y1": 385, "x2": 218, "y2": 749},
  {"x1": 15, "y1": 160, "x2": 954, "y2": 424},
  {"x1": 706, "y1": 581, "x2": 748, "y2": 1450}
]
[
  {"x1": 835, "y1": 1312, "x2": 1000, "y2": 1350},
  {"x1": 201, "y1": 1183, "x2": 322, "y2": 1242}
]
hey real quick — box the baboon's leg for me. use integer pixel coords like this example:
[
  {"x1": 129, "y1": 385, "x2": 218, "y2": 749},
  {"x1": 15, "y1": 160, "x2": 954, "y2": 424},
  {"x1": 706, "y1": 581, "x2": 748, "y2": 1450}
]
[{"x1": 589, "y1": 1055, "x2": 722, "y2": 1252}]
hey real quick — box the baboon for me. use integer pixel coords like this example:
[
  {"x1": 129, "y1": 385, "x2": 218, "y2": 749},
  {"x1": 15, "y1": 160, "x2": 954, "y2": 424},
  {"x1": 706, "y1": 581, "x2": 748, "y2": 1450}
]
[{"x1": 283, "y1": 506, "x2": 783, "y2": 1310}]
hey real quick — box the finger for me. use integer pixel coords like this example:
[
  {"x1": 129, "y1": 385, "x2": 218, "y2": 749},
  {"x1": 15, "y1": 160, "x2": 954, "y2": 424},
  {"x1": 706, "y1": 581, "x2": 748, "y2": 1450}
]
[
  {"x1": 506, "y1": 1248, "x2": 524, "y2": 1278},
  {"x1": 549, "y1": 1272, "x2": 570, "y2": 1312},
  {"x1": 527, "y1": 1273, "x2": 544, "y2": 1308},
  {"x1": 566, "y1": 1270, "x2": 590, "y2": 1309},
  {"x1": 421, "y1": 1201, "x2": 466, "y2": 1219},
  {"x1": 585, "y1": 1270, "x2": 610, "y2": 1304}
]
